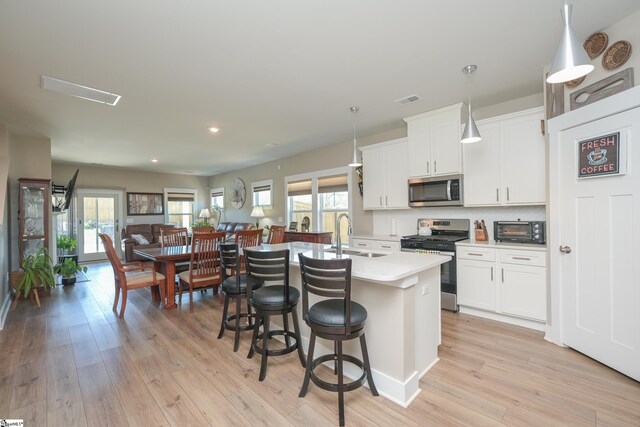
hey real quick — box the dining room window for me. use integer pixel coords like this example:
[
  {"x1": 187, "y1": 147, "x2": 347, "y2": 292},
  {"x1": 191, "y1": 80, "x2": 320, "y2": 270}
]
[
  {"x1": 165, "y1": 188, "x2": 197, "y2": 229},
  {"x1": 318, "y1": 175, "x2": 349, "y2": 244},
  {"x1": 287, "y1": 179, "x2": 312, "y2": 231},
  {"x1": 251, "y1": 179, "x2": 273, "y2": 207},
  {"x1": 210, "y1": 187, "x2": 224, "y2": 209},
  {"x1": 285, "y1": 168, "x2": 351, "y2": 243}
]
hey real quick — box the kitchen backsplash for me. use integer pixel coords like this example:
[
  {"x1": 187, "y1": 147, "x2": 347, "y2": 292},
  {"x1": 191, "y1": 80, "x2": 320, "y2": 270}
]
[{"x1": 372, "y1": 206, "x2": 546, "y2": 241}]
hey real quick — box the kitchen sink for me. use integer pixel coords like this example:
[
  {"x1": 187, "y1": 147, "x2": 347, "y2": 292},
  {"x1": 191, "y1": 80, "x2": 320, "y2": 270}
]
[{"x1": 355, "y1": 252, "x2": 386, "y2": 258}]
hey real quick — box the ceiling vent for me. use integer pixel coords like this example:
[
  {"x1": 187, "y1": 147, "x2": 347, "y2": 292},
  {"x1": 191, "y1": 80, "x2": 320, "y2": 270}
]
[
  {"x1": 394, "y1": 94, "x2": 423, "y2": 105},
  {"x1": 41, "y1": 75, "x2": 121, "y2": 106}
]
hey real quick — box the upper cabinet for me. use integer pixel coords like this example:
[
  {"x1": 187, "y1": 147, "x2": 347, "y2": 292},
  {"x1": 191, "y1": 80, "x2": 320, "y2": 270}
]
[
  {"x1": 462, "y1": 107, "x2": 545, "y2": 206},
  {"x1": 361, "y1": 138, "x2": 409, "y2": 210},
  {"x1": 404, "y1": 103, "x2": 463, "y2": 178}
]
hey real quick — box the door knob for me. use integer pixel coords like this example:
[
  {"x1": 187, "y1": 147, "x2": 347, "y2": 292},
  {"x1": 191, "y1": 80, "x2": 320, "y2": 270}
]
[{"x1": 559, "y1": 245, "x2": 572, "y2": 254}]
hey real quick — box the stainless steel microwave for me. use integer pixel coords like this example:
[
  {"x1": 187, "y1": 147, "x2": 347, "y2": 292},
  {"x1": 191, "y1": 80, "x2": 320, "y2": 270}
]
[{"x1": 408, "y1": 174, "x2": 463, "y2": 207}]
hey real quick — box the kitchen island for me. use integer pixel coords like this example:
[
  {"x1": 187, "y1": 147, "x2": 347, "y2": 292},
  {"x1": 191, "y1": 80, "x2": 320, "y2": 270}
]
[{"x1": 247, "y1": 241, "x2": 450, "y2": 407}]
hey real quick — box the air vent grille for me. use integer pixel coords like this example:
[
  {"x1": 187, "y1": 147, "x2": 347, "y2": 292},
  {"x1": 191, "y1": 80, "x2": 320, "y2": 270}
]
[{"x1": 395, "y1": 94, "x2": 423, "y2": 105}]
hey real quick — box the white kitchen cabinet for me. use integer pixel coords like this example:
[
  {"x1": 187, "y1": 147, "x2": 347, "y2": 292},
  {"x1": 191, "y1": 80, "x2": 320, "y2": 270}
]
[
  {"x1": 462, "y1": 107, "x2": 545, "y2": 206},
  {"x1": 350, "y1": 237, "x2": 400, "y2": 252},
  {"x1": 457, "y1": 243, "x2": 547, "y2": 324},
  {"x1": 404, "y1": 103, "x2": 463, "y2": 178},
  {"x1": 361, "y1": 138, "x2": 408, "y2": 210},
  {"x1": 458, "y1": 258, "x2": 496, "y2": 312}
]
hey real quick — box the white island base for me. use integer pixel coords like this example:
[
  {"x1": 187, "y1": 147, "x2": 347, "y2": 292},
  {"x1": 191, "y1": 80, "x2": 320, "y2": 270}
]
[{"x1": 251, "y1": 242, "x2": 449, "y2": 407}]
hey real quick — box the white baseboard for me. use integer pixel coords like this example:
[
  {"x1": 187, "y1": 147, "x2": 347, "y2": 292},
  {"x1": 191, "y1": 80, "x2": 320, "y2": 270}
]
[
  {"x1": 459, "y1": 306, "x2": 546, "y2": 331},
  {"x1": 0, "y1": 292, "x2": 11, "y2": 330}
]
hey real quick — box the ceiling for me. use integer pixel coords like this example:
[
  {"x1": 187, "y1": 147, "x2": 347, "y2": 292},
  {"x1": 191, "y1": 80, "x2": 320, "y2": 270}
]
[{"x1": 1, "y1": 1, "x2": 639, "y2": 176}]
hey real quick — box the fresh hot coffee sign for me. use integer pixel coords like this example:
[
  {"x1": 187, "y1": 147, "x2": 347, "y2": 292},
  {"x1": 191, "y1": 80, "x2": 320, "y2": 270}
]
[{"x1": 578, "y1": 132, "x2": 620, "y2": 178}]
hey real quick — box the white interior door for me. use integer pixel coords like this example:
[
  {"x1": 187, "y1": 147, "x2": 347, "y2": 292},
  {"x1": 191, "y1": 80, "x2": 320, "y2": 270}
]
[
  {"x1": 558, "y1": 106, "x2": 640, "y2": 381},
  {"x1": 78, "y1": 190, "x2": 122, "y2": 262}
]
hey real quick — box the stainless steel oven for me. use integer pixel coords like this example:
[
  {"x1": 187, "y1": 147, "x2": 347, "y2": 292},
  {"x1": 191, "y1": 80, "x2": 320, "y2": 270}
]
[{"x1": 400, "y1": 219, "x2": 470, "y2": 312}]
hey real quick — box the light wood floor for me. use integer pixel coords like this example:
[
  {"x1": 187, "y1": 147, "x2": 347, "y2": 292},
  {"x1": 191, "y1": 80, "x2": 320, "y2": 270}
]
[{"x1": 2, "y1": 262, "x2": 639, "y2": 426}]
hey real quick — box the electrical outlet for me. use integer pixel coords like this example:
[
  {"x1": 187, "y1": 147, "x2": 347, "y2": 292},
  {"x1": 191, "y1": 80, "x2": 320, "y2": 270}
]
[
  {"x1": 126, "y1": 218, "x2": 134, "y2": 224},
  {"x1": 278, "y1": 217, "x2": 283, "y2": 222},
  {"x1": 422, "y1": 284, "x2": 429, "y2": 295}
]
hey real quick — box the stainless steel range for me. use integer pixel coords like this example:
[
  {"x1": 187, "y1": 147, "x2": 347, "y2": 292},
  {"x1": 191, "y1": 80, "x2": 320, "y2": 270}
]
[{"x1": 400, "y1": 219, "x2": 470, "y2": 312}]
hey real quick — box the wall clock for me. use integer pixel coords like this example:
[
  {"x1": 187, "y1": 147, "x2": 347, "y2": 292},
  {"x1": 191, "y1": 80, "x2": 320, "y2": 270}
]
[{"x1": 230, "y1": 178, "x2": 246, "y2": 209}]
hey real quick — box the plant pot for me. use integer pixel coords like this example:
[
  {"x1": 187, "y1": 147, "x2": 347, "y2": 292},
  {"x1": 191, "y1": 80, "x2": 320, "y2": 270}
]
[{"x1": 61, "y1": 275, "x2": 76, "y2": 286}]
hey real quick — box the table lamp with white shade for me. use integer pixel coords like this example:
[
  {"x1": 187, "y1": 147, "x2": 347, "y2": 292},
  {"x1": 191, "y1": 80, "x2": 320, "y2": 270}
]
[
  {"x1": 251, "y1": 205, "x2": 265, "y2": 228},
  {"x1": 198, "y1": 208, "x2": 211, "y2": 226}
]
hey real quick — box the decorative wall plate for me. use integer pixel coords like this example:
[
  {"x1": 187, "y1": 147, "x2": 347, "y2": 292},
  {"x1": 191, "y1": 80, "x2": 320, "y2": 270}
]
[
  {"x1": 583, "y1": 32, "x2": 608, "y2": 59},
  {"x1": 565, "y1": 75, "x2": 586, "y2": 88},
  {"x1": 602, "y1": 40, "x2": 632, "y2": 70},
  {"x1": 230, "y1": 178, "x2": 246, "y2": 209}
]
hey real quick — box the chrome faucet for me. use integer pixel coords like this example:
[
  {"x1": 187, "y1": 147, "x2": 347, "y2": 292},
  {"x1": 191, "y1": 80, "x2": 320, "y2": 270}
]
[{"x1": 335, "y1": 213, "x2": 352, "y2": 256}]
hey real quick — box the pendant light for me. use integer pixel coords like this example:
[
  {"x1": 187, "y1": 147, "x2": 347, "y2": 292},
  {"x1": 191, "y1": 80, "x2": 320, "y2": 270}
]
[
  {"x1": 461, "y1": 65, "x2": 482, "y2": 144},
  {"x1": 546, "y1": 2, "x2": 594, "y2": 84},
  {"x1": 348, "y1": 106, "x2": 362, "y2": 167}
]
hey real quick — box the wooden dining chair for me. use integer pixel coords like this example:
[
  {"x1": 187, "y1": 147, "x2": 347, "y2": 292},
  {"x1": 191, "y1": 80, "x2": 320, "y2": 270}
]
[
  {"x1": 99, "y1": 233, "x2": 166, "y2": 318},
  {"x1": 178, "y1": 231, "x2": 226, "y2": 312},
  {"x1": 267, "y1": 225, "x2": 286, "y2": 244},
  {"x1": 160, "y1": 227, "x2": 189, "y2": 247},
  {"x1": 235, "y1": 229, "x2": 263, "y2": 274}
]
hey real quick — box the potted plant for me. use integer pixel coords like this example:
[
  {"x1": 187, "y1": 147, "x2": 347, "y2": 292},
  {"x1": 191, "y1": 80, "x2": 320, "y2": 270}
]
[
  {"x1": 10, "y1": 247, "x2": 55, "y2": 309},
  {"x1": 57, "y1": 234, "x2": 79, "y2": 264},
  {"x1": 54, "y1": 257, "x2": 88, "y2": 286}
]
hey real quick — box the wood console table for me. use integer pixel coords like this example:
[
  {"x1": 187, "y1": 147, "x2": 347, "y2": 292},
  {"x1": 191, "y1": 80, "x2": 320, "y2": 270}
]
[{"x1": 283, "y1": 231, "x2": 332, "y2": 244}]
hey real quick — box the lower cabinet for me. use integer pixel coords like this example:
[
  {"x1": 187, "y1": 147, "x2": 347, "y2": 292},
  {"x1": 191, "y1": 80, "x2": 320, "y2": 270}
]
[
  {"x1": 457, "y1": 244, "x2": 547, "y2": 323},
  {"x1": 351, "y1": 238, "x2": 400, "y2": 252}
]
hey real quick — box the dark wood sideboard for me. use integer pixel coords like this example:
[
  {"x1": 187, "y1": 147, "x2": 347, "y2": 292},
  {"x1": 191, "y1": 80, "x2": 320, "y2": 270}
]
[{"x1": 283, "y1": 231, "x2": 332, "y2": 244}]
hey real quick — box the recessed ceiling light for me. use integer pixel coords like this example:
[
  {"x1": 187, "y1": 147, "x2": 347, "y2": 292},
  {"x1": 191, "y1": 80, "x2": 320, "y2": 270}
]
[
  {"x1": 41, "y1": 75, "x2": 121, "y2": 106},
  {"x1": 208, "y1": 127, "x2": 220, "y2": 133},
  {"x1": 265, "y1": 142, "x2": 279, "y2": 147},
  {"x1": 151, "y1": 159, "x2": 159, "y2": 163}
]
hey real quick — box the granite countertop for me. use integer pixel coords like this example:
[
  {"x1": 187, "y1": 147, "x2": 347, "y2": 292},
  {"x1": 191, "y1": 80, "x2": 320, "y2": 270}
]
[
  {"x1": 456, "y1": 239, "x2": 548, "y2": 252},
  {"x1": 246, "y1": 242, "x2": 450, "y2": 287}
]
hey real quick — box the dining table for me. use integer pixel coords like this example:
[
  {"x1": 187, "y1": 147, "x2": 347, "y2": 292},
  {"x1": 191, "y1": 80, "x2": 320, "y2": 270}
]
[{"x1": 134, "y1": 245, "x2": 192, "y2": 309}]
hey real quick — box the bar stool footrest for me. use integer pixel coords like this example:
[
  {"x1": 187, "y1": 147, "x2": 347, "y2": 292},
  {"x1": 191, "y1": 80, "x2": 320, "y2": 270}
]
[
  {"x1": 252, "y1": 330, "x2": 299, "y2": 356},
  {"x1": 223, "y1": 312, "x2": 255, "y2": 332},
  {"x1": 309, "y1": 354, "x2": 367, "y2": 393}
]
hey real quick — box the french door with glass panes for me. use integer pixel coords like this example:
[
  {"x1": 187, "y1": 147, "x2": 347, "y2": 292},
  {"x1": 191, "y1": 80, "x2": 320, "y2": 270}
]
[{"x1": 77, "y1": 190, "x2": 122, "y2": 262}]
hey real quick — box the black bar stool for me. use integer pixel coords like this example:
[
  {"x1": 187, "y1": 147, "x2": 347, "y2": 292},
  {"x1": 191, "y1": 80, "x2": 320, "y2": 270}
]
[
  {"x1": 297, "y1": 254, "x2": 378, "y2": 427},
  {"x1": 217, "y1": 242, "x2": 264, "y2": 351},
  {"x1": 244, "y1": 248, "x2": 306, "y2": 381}
]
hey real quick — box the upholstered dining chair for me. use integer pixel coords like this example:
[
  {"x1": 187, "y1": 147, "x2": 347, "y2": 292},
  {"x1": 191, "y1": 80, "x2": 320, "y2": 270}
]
[
  {"x1": 178, "y1": 231, "x2": 226, "y2": 312},
  {"x1": 267, "y1": 225, "x2": 286, "y2": 244},
  {"x1": 99, "y1": 233, "x2": 166, "y2": 318}
]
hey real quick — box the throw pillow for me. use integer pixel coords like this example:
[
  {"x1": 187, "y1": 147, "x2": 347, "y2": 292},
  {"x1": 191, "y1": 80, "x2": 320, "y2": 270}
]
[{"x1": 131, "y1": 234, "x2": 149, "y2": 245}]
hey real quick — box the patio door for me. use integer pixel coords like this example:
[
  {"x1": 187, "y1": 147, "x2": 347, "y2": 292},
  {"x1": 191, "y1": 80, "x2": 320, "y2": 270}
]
[{"x1": 77, "y1": 190, "x2": 123, "y2": 262}]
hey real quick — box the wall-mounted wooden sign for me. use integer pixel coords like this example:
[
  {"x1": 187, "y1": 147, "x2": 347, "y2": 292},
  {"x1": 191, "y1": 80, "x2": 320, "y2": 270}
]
[{"x1": 578, "y1": 132, "x2": 620, "y2": 178}]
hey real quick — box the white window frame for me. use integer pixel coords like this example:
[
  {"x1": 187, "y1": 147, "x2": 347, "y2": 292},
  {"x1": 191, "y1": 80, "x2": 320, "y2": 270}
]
[
  {"x1": 210, "y1": 187, "x2": 225, "y2": 209},
  {"x1": 164, "y1": 187, "x2": 198, "y2": 228},
  {"x1": 251, "y1": 179, "x2": 273, "y2": 207},
  {"x1": 284, "y1": 167, "x2": 352, "y2": 233}
]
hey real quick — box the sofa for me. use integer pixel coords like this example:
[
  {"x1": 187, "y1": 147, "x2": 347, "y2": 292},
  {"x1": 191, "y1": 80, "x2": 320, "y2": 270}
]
[
  {"x1": 215, "y1": 222, "x2": 256, "y2": 241},
  {"x1": 121, "y1": 223, "x2": 174, "y2": 262}
]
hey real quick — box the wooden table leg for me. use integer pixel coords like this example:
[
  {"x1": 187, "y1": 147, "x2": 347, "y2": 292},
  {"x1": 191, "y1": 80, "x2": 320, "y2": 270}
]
[
  {"x1": 163, "y1": 261, "x2": 177, "y2": 310},
  {"x1": 150, "y1": 261, "x2": 162, "y2": 303}
]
